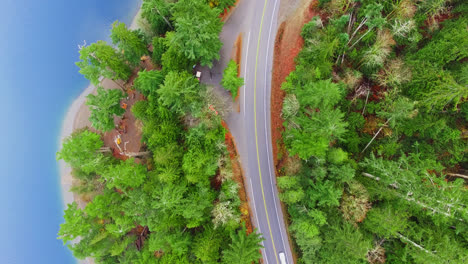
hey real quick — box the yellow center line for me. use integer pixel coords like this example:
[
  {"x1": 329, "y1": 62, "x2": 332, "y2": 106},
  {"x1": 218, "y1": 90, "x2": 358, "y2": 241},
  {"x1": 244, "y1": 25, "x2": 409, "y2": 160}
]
[{"x1": 253, "y1": 0, "x2": 279, "y2": 263}]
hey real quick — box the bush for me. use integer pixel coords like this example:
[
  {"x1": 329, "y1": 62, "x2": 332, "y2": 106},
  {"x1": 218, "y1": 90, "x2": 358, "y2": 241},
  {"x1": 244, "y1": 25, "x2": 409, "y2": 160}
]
[
  {"x1": 221, "y1": 60, "x2": 244, "y2": 101},
  {"x1": 327, "y1": 148, "x2": 348, "y2": 165}
]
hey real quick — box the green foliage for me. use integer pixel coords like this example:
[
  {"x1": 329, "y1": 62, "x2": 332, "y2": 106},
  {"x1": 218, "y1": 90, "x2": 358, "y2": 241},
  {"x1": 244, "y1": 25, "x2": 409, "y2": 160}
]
[
  {"x1": 110, "y1": 20, "x2": 148, "y2": 66},
  {"x1": 76, "y1": 40, "x2": 132, "y2": 84},
  {"x1": 172, "y1": 0, "x2": 223, "y2": 67},
  {"x1": 406, "y1": 18, "x2": 468, "y2": 111},
  {"x1": 86, "y1": 87, "x2": 125, "y2": 132},
  {"x1": 58, "y1": 202, "x2": 91, "y2": 244},
  {"x1": 101, "y1": 158, "x2": 147, "y2": 190},
  {"x1": 280, "y1": 2, "x2": 468, "y2": 263},
  {"x1": 318, "y1": 216, "x2": 372, "y2": 264},
  {"x1": 207, "y1": 0, "x2": 236, "y2": 11},
  {"x1": 61, "y1": 0, "x2": 235, "y2": 262},
  {"x1": 222, "y1": 224, "x2": 264, "y2": 264},
  {"x1": 460, "y1": 101, "x2": 468, "y2": 121},
  {"x1": 193, "y1": 225, "x2": 226, "y2": 263},
  {"x1": 283, "y1": 79, "x2": 348, "y2": 159},
  {"x1": 212, "y1": 179, "x2": 241, "y2": 229},
  {"x1": 141, "y1": 0, "x2": 173, "y2": 35},
  {"x1": 278, "y1": 176, "x2": 305, "y2": 204},
  {"x1": 151, "y1": 36, "x2": 166, "y2": 65},
  {"x1": 158, "y1": 71, "x2": 201, "y2": 115},
  {"x1": 327, "y1": 148, "x2": 348, "y2": 165},
  {"x1": 183, "y1": 123, "x2": 225, "y2": 184},
  {"x1": 221, "y1": 60, "x2": 244, "y2": 100},
  {"x1": 134, "y1": 69, "x2": 164, "y2": 96},
  {"x1": 289, "y1": 210, "x2": 326, "y2": 262},
  {"x1": 161, "y1": 32, "x2": 194, "y2": 73},
  {"x1": 57, "y1": 129, "x2": 108, "y2": 174},
  {"x1": 363, "y1": 205, "x2": 409, "y2": 239},
  {"x1": 361, "y1": 153, "x2": 468, "y2": 222}
]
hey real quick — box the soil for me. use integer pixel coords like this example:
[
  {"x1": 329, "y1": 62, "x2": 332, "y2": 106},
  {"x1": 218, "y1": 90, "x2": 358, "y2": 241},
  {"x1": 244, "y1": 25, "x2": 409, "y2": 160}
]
[
  {"x1": 101, "y1": 63, "x2": 151, "y2": 162},
  {"x1": 102, "y1": 89, "x2": 145, "y2": 161},
  {"x1": 222, "y1": 121, "x2": 254, "y2": 234}
]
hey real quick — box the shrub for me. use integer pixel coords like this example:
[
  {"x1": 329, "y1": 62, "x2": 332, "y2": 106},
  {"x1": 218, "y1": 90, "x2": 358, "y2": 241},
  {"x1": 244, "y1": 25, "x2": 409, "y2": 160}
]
[{"x1": 221, "y1": 60, "x2": 244, "y2": 100}]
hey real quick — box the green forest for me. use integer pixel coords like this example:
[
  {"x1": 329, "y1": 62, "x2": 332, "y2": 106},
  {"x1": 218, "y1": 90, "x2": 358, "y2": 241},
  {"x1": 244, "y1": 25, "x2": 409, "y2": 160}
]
[
  {"x1": 58, "y1": 0, "x2": 263, "y2": 263},
  {"x1": 279, "y1": 0, "x2": 468, "y2": 263}
]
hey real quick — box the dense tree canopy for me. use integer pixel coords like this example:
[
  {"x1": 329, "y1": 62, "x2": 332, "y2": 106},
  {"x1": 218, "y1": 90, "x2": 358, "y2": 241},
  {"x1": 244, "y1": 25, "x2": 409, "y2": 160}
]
[
  {"x1": 279, "y1": 0, "x2": 468, "y2": 263},
  {"x1": 172, "y1": 0, "x2": 223, "y2": 67},
  {"x1": 59, "y1": 1, "x2": 252, "y2": 262},
  {"x1": 134, "y1": 69, "x2": 164, "y2": 96},
  {"x1": 158, "y1": 71, "x2": 201, "y2": 115}
]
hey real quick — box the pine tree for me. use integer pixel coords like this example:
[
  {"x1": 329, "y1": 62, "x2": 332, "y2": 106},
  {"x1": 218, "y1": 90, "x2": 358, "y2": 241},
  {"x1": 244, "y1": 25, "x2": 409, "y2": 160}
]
[{"x1": 222, "y1": 224, "x2": 264, "y2": 264}]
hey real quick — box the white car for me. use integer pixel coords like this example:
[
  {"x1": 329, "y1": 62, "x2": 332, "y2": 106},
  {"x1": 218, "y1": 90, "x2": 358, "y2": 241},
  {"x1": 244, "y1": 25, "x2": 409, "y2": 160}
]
[{"x1": 279, "y1": 252, "x2": 286, "y2": 264}]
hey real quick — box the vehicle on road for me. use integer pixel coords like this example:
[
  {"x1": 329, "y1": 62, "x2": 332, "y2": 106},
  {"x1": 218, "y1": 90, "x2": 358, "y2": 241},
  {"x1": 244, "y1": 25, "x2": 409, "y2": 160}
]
[{"x1": 279, "y1": 252, "x2": 286, "y2": 264}]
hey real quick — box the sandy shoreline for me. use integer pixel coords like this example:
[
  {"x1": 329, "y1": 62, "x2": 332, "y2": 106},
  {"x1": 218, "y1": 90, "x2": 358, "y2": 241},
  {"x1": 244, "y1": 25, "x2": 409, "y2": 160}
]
[{"x1": 57, "y1": 6, "x2": 142, "y2": 263}]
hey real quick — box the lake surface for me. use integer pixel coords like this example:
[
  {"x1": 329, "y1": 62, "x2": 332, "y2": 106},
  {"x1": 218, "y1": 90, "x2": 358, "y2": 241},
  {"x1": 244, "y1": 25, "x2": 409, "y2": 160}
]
[{"x1": 0, "y1": 0, "x2": 141, "y2": 263}]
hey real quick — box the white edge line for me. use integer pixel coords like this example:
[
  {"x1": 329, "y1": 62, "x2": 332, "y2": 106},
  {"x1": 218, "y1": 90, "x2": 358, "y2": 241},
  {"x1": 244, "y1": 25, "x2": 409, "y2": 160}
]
[
  {"x1": 243, "y1": 31, "x2": 251, "y2": 117},
  {"x1": 249, "y1": 175, "x2": 268, "y2": 264},
  {"x1": 263, "y1": 0, "x2": 289, "y2": 263}
]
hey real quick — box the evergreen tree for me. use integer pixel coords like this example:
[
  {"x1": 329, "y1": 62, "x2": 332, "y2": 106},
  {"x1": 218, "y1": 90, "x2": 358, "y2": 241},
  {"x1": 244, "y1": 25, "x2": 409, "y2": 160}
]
[
  {"x1": 172, "y1": 0, "x2": 223, "y2": 67},
  {"x1": 57, "y1": 129, "x2": 109, "y2": 174},
  {"x1": 86, "y1": 87, "x2": 125, "y2": 132},
  {"x1": 222, "y1": 224, "x2": 264, "y2": 264},
  {"x1": 110, "y1": 21, "x2": 148, "y2": 66},
  {"x1": 76, "y1": 40, "x2": 131, "y2": 84},
  {"x1": 134, "y1": 69, "x2": 164, "y2": 96}
]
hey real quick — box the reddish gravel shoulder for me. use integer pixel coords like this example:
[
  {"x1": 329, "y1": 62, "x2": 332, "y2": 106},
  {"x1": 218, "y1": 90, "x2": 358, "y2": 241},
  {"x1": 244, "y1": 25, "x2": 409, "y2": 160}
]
[
  {"x1": 271, "y1": 0, "x2": 318, "y2": 168},
  {"x1": 222, "y1": 121, "x2": 254, "y2": 234}
]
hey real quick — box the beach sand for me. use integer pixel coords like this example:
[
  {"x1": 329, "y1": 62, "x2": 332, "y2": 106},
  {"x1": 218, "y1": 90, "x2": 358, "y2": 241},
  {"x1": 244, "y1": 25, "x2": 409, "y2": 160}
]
[{"x1": 57, "y1": 6, "x2": 142, "y2": 264}]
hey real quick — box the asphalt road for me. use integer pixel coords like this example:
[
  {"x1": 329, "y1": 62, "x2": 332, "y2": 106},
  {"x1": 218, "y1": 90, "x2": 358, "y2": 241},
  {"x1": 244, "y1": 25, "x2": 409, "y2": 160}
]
[
  {"x1": 240, "y1": 1, "x2": 294, "y2": 263},
  {"x1": 199, "y1": 0, "x2": 293, "y2": 262}
]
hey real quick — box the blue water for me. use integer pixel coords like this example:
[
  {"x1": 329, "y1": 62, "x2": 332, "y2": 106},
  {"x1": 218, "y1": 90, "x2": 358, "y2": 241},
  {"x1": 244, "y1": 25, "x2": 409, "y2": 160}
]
[{"x1": 0, "y1": 0, "x2": 141, "y2": 263}]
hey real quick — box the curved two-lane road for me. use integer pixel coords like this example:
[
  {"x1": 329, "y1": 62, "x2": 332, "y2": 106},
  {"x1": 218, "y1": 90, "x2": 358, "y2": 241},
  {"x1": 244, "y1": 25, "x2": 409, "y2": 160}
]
[
  {"x1": 240, "y1": 0, "x2": 293, "y2": 263},
  {"x1": 200, "y1": 0, "x2": 293, "y2": 262}
]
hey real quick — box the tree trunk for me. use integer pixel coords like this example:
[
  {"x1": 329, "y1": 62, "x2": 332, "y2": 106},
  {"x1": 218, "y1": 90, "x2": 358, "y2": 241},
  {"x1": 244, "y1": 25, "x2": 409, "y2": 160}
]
[
  {"x1": 98, "y1": 147, "x2": 112, "y2": 153},
  {"x1": 350, "y1": 28, "x2": 373, "y2": 49},
  {"x1": 361, "y1": 172, "x2": 381, "y2": 181},
  {"x1": 348, "y1": 18, "x2": 368, "y2": 45},
  {"x1": 125, "y1": 151, "x2": 151, "y2": 157},
  {"x1": 397, "y1": 233, "x2": 435, "y2": 255},
  {"x1": 447, "y1": 173, "x2": 468, "y2": 180},
  {"x1": 362, "y1": 89, "x2": 370, "y2": 115},
  {"x1": 361, "y1": 118, "x2": 392, "y2": 153},
  {"x1": 153, "y1": 6, "x2": 173, "y2": 30},
  {"x1": 111, "y1": 79, "x2": 126, "y2": 92},
  {"x1": 362, "y1": 172, "x2": 464, "y2": 221}
]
